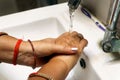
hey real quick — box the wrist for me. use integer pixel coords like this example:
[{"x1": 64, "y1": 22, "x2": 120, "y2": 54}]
[
  {"x1": 17, "y1": 40, "x2": 35, "y2": 66},
  {"x1": 19, "y1": 41, "x2": 33, "y2": 53},
  {"x1": 50, "y1": 58, "x2": 69, "y2": 72},
  {"x1": 35, "y1": 58, "x2": 69, "y2": 80}
]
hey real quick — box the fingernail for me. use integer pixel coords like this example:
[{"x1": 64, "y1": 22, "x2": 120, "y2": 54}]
[{"x1": 71, "y1": 48, "x2": 78, "y2": 51}]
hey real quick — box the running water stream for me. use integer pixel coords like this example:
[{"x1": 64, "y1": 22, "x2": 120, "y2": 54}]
[{"x1": 69, "y1": 9, "x2": 75, "y2": 32}]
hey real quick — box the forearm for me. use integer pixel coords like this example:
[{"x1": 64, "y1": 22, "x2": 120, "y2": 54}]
[
  {"x1": 0, "y1": 35, "x2": 19, "y2": 63},
  {"x1": 0, "y1": 35, "x2": 33, "y2": 65},
  {"x1": 28, "y1": 59, "x2": 70, "y2": 80},
  {"x1": 0, "y1": 50, "x2": 35, "y2": 66},
  {"x1": 0, "y1": 35, "x2": 18, "y2": 51},
  {"x1": 0, "y1": 34, "x2": 32, "y2": 52}
]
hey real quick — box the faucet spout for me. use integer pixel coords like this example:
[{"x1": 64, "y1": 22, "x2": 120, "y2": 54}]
[{"x1": 68, "y1": 0, "x2": 81, "y2": 12}]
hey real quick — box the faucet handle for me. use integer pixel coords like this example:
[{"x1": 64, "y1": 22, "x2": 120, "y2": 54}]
[{"x1": 68, "y1": 0, "x2": 81, "y2": 10}]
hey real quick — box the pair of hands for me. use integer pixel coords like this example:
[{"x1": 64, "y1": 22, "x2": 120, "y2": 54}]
[{"x1": 22, "y1": 31, "x2": 88, "y2": 70}]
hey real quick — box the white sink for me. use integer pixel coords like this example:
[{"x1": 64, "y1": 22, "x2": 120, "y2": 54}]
[
  {"x1": 0, "y1": 17, "x2": 66, "y2": 80},
  {"x1": 0, "y1": 16, "x2": 100, "y2": 80},
  {"x1": 1, "y1": 17, "x2": 65, "y2": 40},
  {"x1": 66, "y1": 53, "x2": 100, "y2": 80}
]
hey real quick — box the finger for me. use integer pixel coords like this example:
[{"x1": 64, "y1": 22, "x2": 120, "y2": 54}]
[
  {"x1": 52, "y1": 44, "x2": 77, "y2": 54},
  {"x1": 78, "y1": 33, "x2": 84, "y2": 39},
  {"x1": 71, "y1": 31, "x2": 83, "y2": 41},
  {"x1": 78, "y1": 39, "x2": 88, "y2": 54},
  {"x1": 71, "y1": 31, "x2": 78, "y2": 37}
]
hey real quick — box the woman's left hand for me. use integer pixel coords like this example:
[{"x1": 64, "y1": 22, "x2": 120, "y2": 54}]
[{"x1": 19, "y1": 38, "x2": 76, "y2": 67}]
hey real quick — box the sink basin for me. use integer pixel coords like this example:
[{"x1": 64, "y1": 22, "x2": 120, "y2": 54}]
[
  {"x1": 0, "y1": 17, "x2": 66, "y2": 80},
  {"x1": 66, "y1": 53, "x2": 100, "y2": 80},
  {"x1": 1, "y1": 17, "x2": 65, "y2": 40},
  {"x1": 0, "y1": 17, "x2": 100, "y2": 80}
]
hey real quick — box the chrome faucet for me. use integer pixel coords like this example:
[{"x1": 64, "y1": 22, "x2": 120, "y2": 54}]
[
  {"x1": 101, "y1": 1, "x2": 120, "y2": 53},
  {"x1": 68, "y1": 0, "x2": 81, "y2": 12},
  {"x1": 68, "y1": 0, "x2": 120, "y2": 53}
]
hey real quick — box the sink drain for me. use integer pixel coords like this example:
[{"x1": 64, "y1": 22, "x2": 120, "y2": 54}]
[{"x1": 80, "y1": 58, "x2": 86, "y2": 69}]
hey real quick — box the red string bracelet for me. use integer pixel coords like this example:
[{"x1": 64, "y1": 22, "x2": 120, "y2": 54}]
[
  {"x1": 13, "y1": 39, "x2": 23, "y2": 65},
  {"x1": 28, "y1": 39, "x2": 37, "y2": 69}
]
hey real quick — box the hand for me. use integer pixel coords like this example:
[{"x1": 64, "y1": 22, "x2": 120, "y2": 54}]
[
  {"x1": 19, "y1": 38, "x2": 76, "y2": 67},
  {"x1": 50, "y1": 31, "x2": 88, "y2": 71},
  {"x1": 28, "y1": 31, "x2": 88, "y2": 80},
  {"x1": 32, "y1": 38, "x2": 76, "y2": 57}
]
